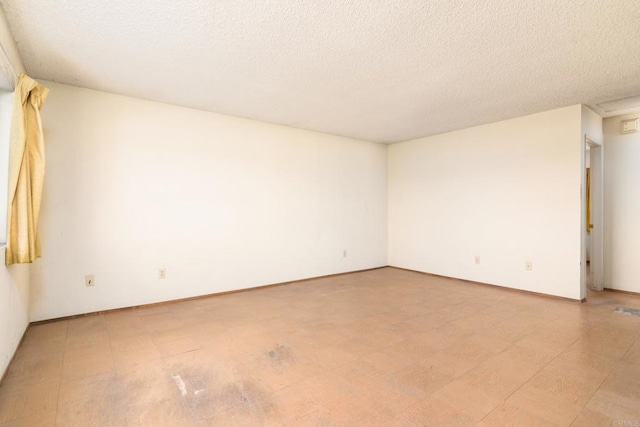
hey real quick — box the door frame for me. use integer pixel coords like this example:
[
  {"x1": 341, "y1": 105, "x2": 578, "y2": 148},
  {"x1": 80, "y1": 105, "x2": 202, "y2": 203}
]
[{"x1": 581, "y1": 135, "x2": 604, "y2": 299}]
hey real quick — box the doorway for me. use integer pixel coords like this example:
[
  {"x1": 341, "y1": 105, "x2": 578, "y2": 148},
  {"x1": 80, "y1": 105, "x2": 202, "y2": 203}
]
[{"x1": 582, "y1": 136, "x2": 603, "y2": 299}]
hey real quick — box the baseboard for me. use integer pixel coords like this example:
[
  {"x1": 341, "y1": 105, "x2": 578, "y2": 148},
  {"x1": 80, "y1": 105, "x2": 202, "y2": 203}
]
[
  {"x1": 603, "y1": 287, "x2": 640, "y2": 297},
  {"x1": 30, "y1": 266, "x2": 387, "y2": 325},
  {"x1": 387, "y1": 265, "x2": 582, "y2": 303},
  {"x1": 7, "y1": 264, "x2": 592, "y2": 386},
  {"x1": 0, "y1": 325, "x2": 28, "y2": 387}
]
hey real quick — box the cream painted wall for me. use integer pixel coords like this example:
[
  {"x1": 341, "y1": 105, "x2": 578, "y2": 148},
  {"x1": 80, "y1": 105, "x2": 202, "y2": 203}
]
[
  {"x1": 0, "y1": 89, "x2": 29, "y2": 378},
  {"x1": 0, "y1": 10, "x2": 29, "y2": 377},
  {"x1": 0, "y1": 251, "x2": 30, "y2": 377},
  {"x1": 31, "y1": 82, "x2": 388, "y2": 321},
  {"x1": 0, "y1": 8, "x2": 25, "y2": 91},
  {"x1": 603, "y1": 113, "x2": 640, "y2": 293},
  {"x1": 388, "y1": 105, "x2": 583, "y2": 300}
]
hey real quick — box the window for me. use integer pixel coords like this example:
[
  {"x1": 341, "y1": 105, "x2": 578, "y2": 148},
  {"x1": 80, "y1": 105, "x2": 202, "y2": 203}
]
[{"x1": 0, "y1": 90, "x2": 14, "y2": 245}]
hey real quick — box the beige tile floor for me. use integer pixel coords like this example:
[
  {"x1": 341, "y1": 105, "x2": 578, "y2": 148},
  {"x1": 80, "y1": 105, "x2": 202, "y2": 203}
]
[{"x1": 1, "y1": 267, "x2": 639, "y2": 426}]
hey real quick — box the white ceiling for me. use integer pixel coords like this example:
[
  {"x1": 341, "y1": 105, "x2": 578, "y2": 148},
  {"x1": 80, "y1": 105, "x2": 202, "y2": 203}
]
[{"x1": 1, "y1": 1, "x2": 639, "y2": 143}]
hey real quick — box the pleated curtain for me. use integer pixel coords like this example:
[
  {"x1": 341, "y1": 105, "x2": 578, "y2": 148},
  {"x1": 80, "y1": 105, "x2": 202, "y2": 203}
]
[{"x1": 5, "y1": 73, "x2": 49, "y2": 265}]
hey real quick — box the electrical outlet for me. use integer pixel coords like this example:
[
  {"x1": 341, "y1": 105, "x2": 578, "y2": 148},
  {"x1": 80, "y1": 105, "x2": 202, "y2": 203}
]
[
  {"x1": 343, "y1": 249, "x2": 347, "y2": 257},
  {"x1": 525, "y1": 261, "x2": 533, "y2": 271},
  {"x1": 159, "y1": 268, "x2": 166, "y2": 279},
  {"x1": 475, "y1": 256, "x2": 480, "y2": 264},
  {"x1": 85, "y1": 275, "x2": 95, "y2": 287}
]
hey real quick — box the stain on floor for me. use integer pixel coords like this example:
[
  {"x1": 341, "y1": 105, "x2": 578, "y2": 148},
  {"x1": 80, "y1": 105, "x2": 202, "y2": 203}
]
[{"x1": 614, "y1": 306, "x2": 640, "y2": 317}]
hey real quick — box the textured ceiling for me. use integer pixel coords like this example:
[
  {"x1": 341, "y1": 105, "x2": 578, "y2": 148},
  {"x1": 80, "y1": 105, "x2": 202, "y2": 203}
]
[{"x1": 1, "y1": 1, "x2": 639, "y2": 143}]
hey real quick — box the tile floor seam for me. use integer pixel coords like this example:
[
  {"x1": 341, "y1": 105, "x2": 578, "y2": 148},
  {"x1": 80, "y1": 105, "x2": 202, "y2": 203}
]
[
  {"x1": 475, "y1": 333, "x2": 583, "y2": 425},
  {"x1": 568, "y1": 364, "x2": 618, "y2": 426},
  {"x1": 105, "y1": 313, "x2": 122, "y2": 425},
  {"x1": 50, "y1": 320, "x2": 70, "y2": 426},
  {"x1": 386, "y1": 374, "x2": 458, "y2": 424},
  {"x1": 619, "y1": 340, "x2": 637, "y2": 365},
  {"x1": 3, "y1": 268, "x2": 640, "y2": 426}
]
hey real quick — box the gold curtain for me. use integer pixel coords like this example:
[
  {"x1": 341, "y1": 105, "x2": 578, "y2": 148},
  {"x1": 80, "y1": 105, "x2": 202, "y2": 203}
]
[{"x1": 5, "y1": 74, "x2": 49, "y2": 265}]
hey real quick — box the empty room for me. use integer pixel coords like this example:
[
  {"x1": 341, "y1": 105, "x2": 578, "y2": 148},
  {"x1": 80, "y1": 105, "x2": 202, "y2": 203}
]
[{"x1": 1, "y1": 1, "x2": 640, "y2": 426}]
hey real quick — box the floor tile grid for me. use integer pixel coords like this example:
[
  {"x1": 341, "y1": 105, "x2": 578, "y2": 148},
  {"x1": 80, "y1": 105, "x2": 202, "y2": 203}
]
[{"x1": 0, "y1": 267, "x2": 639, "y2": 426}]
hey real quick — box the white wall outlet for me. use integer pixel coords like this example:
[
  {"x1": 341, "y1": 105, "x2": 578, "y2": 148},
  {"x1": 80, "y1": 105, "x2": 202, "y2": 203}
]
[
  {"x1": 85, "y1": 275, "x2": 95, "y2": 287},
  {"x1": 343, "y1": 249, "x2": 347, "y2": 257},
  {"x1": 158, "y1": 268, "x2": 166, "y2": 279},
  {"x1": 525, "y1": 261, "x2": 533, "y2": 271},
  {"x1": 475, "y1": 256, "x2": 480, "y2": 264}
]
